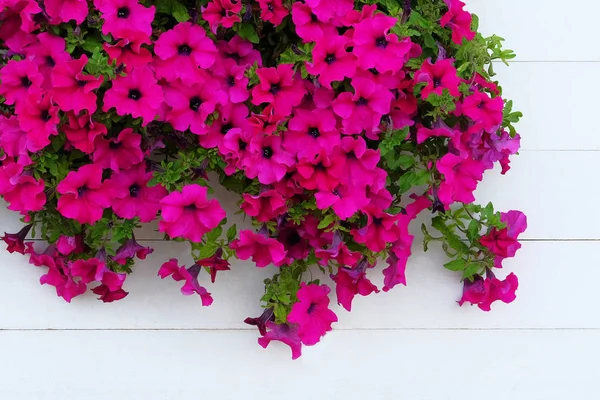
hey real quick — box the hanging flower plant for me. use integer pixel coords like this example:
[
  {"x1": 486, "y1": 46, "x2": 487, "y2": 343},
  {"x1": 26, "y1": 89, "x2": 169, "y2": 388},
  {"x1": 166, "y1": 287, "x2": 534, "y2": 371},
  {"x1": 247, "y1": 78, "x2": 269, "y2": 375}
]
[{"x1": 0, "y1": 0, "x2": 527, "y2": 358}]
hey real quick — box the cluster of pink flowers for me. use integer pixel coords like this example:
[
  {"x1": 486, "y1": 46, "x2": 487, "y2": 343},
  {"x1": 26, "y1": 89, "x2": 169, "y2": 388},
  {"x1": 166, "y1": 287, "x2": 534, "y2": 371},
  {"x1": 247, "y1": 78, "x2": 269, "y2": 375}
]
[{"x1": 0, "y1": 0, "x2": 526, "y2": 358}]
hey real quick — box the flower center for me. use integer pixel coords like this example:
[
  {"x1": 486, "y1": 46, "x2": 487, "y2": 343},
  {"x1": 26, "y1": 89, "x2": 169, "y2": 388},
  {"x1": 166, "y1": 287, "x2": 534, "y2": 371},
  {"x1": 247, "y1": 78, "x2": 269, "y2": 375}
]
[
  {"x1": 129, "y1": 184, "x2": 140, "y2": 197},
  {"x1": 46, "y1": 56, "x2": 56, "y2": 67},
  {"x1": 269, "y1": 84, "x2": 281, "y2": 94},
  {"x1": 324, "y1": 54, "x2": 336, "y2": 65},
  {"x1": 77, "y1": 185, "x2": 88, "y2": 197},
  {"x1": 117, "y1": 7, "x2": 130, "y2": 18},
  {"x1": 221, "y1": 123, "x2": 233, "y2": 135},
  {"x1": 372, "y1": 217, "x2": 383, "y2": 226},
  {"x1": 357, "y1": 97, "x2": 369, "y2": 106},
  {"x1": 77, "y1": 80, "x2": 87, "y2": 87},
  {"x1": 288, "y1": 232, "x2": 301, "y2": 246},
  {"x1": 268, "y1": 4, "x2": 274, "y2": 12},
  {"x1": 308, "y1": 127, "x2": 320, "y2": 138},
  {"x1": 40, "y1": 110, "x2": 51, "y2": 121},
  {"x1": 375, "y1": 36, "x2": 388, "y2": 48},
  {"x1": 128, "y1": 89, "x2": 142, "y2": 101},
  {"x1": 307, "y1": 302, "x2": 317, "y2": 314},
  {"x1": 109, "y1": 141, "x2": 122, "y2": 149},
  {"x1": 433, "y1": 78, "x2": 442, "y2": 88},
  {"x1": 21, "y1": 76, "x2": 32, "y2": 88},
  {"x1": 184, "y1": 204, "x2": 197, "y2": 211},
  {"x1": 262, "y1": 146, "x2": 273, "y2": 159},
  {"x1": 477, "y1": 101, "x2": 485, "y2": 109},
  {"x1": 178, "y1": 44, "x2": 192, "y2": 56},
  {"x1": 238, "y1": 140, "x2": 247, "y2": 151},
  {"x1": 189, "y1": 96, "x2": 202, "y2": 111},
  {"x1": 310, "y1": 13, "x2": 318, "y2": 23},
  {"x1": 226, "y1": 75, "x2": 236, "y2": 87}
]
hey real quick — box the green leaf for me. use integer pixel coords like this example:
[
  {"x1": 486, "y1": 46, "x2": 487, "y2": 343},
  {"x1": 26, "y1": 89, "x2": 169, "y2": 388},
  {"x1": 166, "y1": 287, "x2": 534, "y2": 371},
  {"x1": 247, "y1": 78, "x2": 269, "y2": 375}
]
[
  {"x1": 431, "y1": 216, "x2": 470, "y2": 254},
  {"x1": 171, "y1": 2, "x2": 190, "y2": 22},
  {"x1": 467, "y1": 219, "x2": 481, "y2": 241},
  {"x1": 444, "y1": 259, "x2": 466, "y2": 272},
  {"x1": 226, "y1": 224, "x2": 237, "y2": 242},
  {"x1": 318, "y1": 214, "x2": 336, "y2": 229},
  {"x1": 236, "y1": 23, "x2": 260, "y2": 44}
]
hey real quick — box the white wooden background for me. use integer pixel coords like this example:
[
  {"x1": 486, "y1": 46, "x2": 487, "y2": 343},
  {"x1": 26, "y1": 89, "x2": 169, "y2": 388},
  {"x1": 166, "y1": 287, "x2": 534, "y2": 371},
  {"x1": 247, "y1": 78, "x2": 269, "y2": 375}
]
[{"x1": 1, "y1": 1, "x2": 598, "y2": 398}]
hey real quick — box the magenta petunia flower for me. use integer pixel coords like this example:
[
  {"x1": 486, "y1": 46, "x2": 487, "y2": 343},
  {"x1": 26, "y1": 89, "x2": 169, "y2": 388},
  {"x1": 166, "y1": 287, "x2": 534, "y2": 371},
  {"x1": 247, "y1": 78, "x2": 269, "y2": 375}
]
[
  {"x1": 92, "y1": 128, "x2": 143, "y2": 171},
  {"x1": 113, "y1": 236, "x2": 154, "y2": 264},
  {"x1": 315, "y1": 182, "x2": 369, "y2": 220},
  {"x1": 436, "y1": 152, "x2": 486, "y2": 206},
  {"x1": 291, "y1": 2, "x2": 336, "y2": 43},
  {"x1": 287, "y1": 283, "x2": 338, "y2": 345},
  {"x1": 33, "y1": 248, "x2": 86, "y2": 303},
  {"x1": 230, "y1": 229, "x2": 288, "y2": 267},
  {"x1": 441, "y1": 0, "x2": 476, "y2": 45},
  {"x1": 306, "y1": 35, "x2": 357, "y2": 88},
  {"x1": 51, "y1": 55, "x2": 104, "y2": 114},
  {"x1": 351, "y1": 206, "x2": 401, "y2": 253},
  {"x1": 196, "y1": 248, "x2": 231, "y2": 283},
  {"x1": 352, "y1": 13, "x2": 413, "y2": 73},
  {"x1": 4, "y1": 175, "x2": 46, "y2": 213},
  {"x1": 107, "y1": 163, "x2": 168, "y2": 222},
  {"x1": 243, "y1": 134, "x2": 294, "y2": 185},
  {"x1": 480, "y1": 210, "x2": 527, "y2": 267},
  {"x1": 415, "y1": 58, "x2": 461, "y2": 99},
  {"x1": 158, "y1": 259, "x2": 214, "y2": 306},
  {"x1": 459, "y1": 271, "x2": 518, "y2": 311},
  {"x1": 251, "y1": 64, "x2": 306, "y2": 116},
  {"x1": 102, "y1": 66, "x2": 163, "y2": 126},
  {"x1": 164, "y1": 76, "x2": 227, "y2": 134},
  {"x1": 56, "y1": 235, "x2": 84, "y2": 256},
  {"x1": 0, "y1": 0, "x2": 42, "y2": 36},
  {"x1": 305, "y1": 0, "x2": 353, "y2": 21},
  {"x1": 462, "y1": 90, "x2": 504, "y2": 133},
  {"x1": 0, "y1": 162, "x2": 24, "y2": 195},
  {"x1": 295, "y1": 147, "x2": 346, "y2": 191},
  {"x1": 159, "y1": 184, "x2": 226, "y2": 243},
  {"x1": 1, "y1": 224, "x2": 33, "y2": 254},
  {"x1": 44, "y1": 0, "x2": 88, "y2": 25},
  {"x1": 70, "y1": 258, "x2": 107, "y2": 285},
  {"x1": 213, "y1": 58, "x2": 250, "y2": 104},
  {"x1": 200, "y1": 103, "x2": 250, "y2": 151},
  {"x1": 202, "y1": 0, "x2": 242, "y2": 33},
  {"x1": 244, "y1": 308, "x2": 274, "y2": 336},
  {"x1": 257, "y1": 0, "x2": 288, "y2": 26},
  {"x1": 332, "y1": 77, "x2": 393, "y2": 135},
  {"x1": 56, "y1": 164, "x2": 113, "y2": 225},
  {"x1": 62, "y1": 113, "x2": 107, "y2": 154},
  {"x1": 241, "y1": 190, "x2": 288, "y2": 223},
  {"x1": 331, "y1": 261, "x2": 379, "y2": 312},
  {"x1": 278, "y1": 225, "x2": 310, "y2": 260},
  {"x1": 0, "y1": 59, "x2": 43, "y2": 105},
  {"x1": 104, "y1": 38, "x2": 153, "y2": 72},
  {"x1": 258, "y1": 321, "x2": 302, "y2": 360},
  {"x1": 96, "y1": 0, "x2": 155, "y2": 40},
  {"x1": 339, "y1": 136, "x2": 380, "y2": 187},
  {"x1": 315, "y1": 233, "x2": 361, "y2": 267},
  {"x1": 24, "y1": 33, "x2": 71, "y2": 88},
  {"x1": 216, "y1": 36, "x2": 262, "y2": 69},
  {"x1": 15, "y1": 93, "x2": 60, "y2": 149},
  {"x1": 284, "y1": 108, "x2": 340, "y2": 158},
  {"x1": 154, "y1": 22, "x2": 217, "y2": 82},
  {"x1": 0, "y1": 115, "x2": 43, "y2": 160}
]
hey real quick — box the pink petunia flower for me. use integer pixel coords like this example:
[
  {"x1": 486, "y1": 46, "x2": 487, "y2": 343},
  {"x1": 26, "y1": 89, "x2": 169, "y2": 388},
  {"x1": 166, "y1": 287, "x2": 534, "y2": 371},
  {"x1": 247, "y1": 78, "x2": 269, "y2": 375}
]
[
  {"x1": 15, "y1": 93, "x2": 60, "y2": 149},
  {"x1": 202, "y1": 0, "x2": 242, "y2": 33},
  {"x1": 104, "y1": 38, "x2": 153, "y2": 72},
  {"x1": 51, "y1": 55, "x2": 104, "y2": 114},
  {"x1": 62, "y1": 113, "x2": 107, "y2": 154},
  {"x1": 159, "y1": 184, "x2": 226, "y2": 243},
  {"x1": 32, "y1": 247, "x2": 87, "y2": 303},
  {"x1": 352, "y1": 13, "x2": 413, "y2": 73},
  {"x1": 0, "y1": 162, "x2": 24, "y2": 195},
  {"x1": 56, "y1": 164, "x2": 113, "y2": 225},
  {"x1": 284, "y1": 108, "x2": 340, "y2": 158},
  {"x1": 213, "y1": 58, "x2": 250, "y2": 104},
  {"x1": 196, "y1": 248, "x2": 231, "y2": 283},
  {"x1": 4, "y1": 175, "x2": 46, "y2": 213},
  {"x1": 24, "y1": 33, "x2": 71, "y2": 88},
  {"x1": 0, "y1": 59, "x2": 43, "y2": 105},
  {"x1": 154, "y1": 22, "x2": 217, "y2": 82},
  {"x1": 462, "y1": 90, "x2": 504, "y2": 133},
  {"x1": 44, "y1": 0, "x2": 88, "y2": 25},
  {"x1": 295, "y1": 147, "x2": 346, "y2": 191},
  {"x1": 243, "y1": 134, "x2": 294, "y2": 185},
  {"x1": 107, "y1": 163, "x2": 168, "y2": 222},
  {"x1": 315, "y1": 231, "x2": 361, "y2": 267},
  {"x1": 164, "y1": 76, "x2": 227, "y2": 134},
  {"x1": 251, "y1": 64, "x2": 306, "y2": 116},
  {"x1": 287, "y1": 283, "x2": 338, "y2": 346},
  {"x1": 306, "y1": 35, "x2": 357, "y2": 89},
  {"x1": 339, "y1": 136, "x2": 380, "y2": 187},
  {"x1": 305, "y1": 0, "x2": 354, "y2": 21},
  {"x1": 315, "y1": 183, "x2": 369, "y2": 220},
  {"x1": 96, "y1": 0, "x2": 155, "y2": 40},
  {"x1": 158, "y1": 259, "x2": 214, "y2": 306},
  {"x1": 56, "y1": 235, "x2": 84, "y2": 256},
  {"x1": 241, "y1": 190, "x2": 288, "y2": 223},
  {"x1": 351, "y1": 206, "x2": 401, "y2": 253},
  {"x1": 200, "y1": 103, "x2": 250, "y2": 151},
  {"x1": 459, "y1": 271, "x2": 518, "y2": 311},
  {"x1": 332, "y1": 78, "x2": 393, "y2": 135},
  {"x1": 278, "y1": 225, "x2": 310, "y2": 260},
  {"x1": 230, "y1": 229, "x2": 288, "y2": 267},
  {"x1": 102, "y1": 66, "x2": 163, "y2": 126},
  {"x1": 441, "y1": 0, "x2": 476, "y2": 45},
  {"x1": 291, "y1": 2, "x2": 336, "y2": 43},
  {"x1": 113, "y1": 236, "x2": 154, "y2": 264},
  {"x1": 258, "y1": 321, "x2": 302, "y2": 360},
  {"x1": 331, "y1": 260, "x2": 379, "y2": 311},
  {"x1": 0, "y1": 115, "x2": 43, "y2": 159},
  {"x1": 216, "y1": 36, "x2": 262, "y2": 69},
  {"x1": 258, "y1": 0, "x2": 288, "y2": 26},
  {"x1": 415, "y1": 58, "x2": 461, "y2": 99},
  {"x1": 436, "y1": 152, "x2": 486, "y2": 206},
  {"x1": 1, "y1": 224, "x2": 33, "y2": 254},
  {"x1": 244, "y1": 308, "x2": 274, "y2": 336},
  {"x1": 92, "y1": 128, "x2": 144, "y2": 171},
  {"x1": 480, "y1": 210, "x2": 527, "y2": 267}
]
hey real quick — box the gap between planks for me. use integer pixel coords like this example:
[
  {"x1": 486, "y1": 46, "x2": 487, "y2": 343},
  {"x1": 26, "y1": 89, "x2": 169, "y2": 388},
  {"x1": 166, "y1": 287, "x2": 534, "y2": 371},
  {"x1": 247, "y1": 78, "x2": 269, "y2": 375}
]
[{"x1": 0, "y1": 327, "x2": 598, "y2": 332}]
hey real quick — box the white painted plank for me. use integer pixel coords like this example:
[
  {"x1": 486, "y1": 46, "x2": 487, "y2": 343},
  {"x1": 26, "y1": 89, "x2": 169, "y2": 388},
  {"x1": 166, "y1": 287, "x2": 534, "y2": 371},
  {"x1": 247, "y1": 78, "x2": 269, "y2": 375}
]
[
  {"x1": 468, "y1": 0, "x2": 600, "y2": 61},
  {"x1": 1, "y1": 241, "x2": 598, "y2": 329},
  {"x1": 0, "y1": 330, "x2": 596, "y2": 400}
]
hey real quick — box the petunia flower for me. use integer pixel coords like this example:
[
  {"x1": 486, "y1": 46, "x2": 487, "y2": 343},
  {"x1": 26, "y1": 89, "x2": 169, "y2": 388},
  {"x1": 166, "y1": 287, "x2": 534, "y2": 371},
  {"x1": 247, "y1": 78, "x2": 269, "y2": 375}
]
[
  {"x1": 0, "y1": 162, "x2": 24, "y2": 195},
  {"x1": 56, "y1": 235, "x2": 84, "y2": 256},
  {"x1": 244, "y1": 308, "x2": 274, "y2": 336},
  {"x1": 213, "y1": 58, "x2": 250, "y2": 104},
  {"x1": 287, "y1": 283, "x2": 338, "y2": 345},
  {"x1": 291, "y1": 2, "x2": 336, "y2": 43},
  {"x1": 285, "y1": 108, "x2": 338, "y2": 159},
  {"x1": 102, "y1": 66, "x2": 163, "y2": 126},
  {"x1": 315, "y1": 182, "x2": 369, "y2": 220},
  {"x1": 216, "y1": 36, "x2": 262, "y2": 69},
  {"x1": 158, "y1": 259, "x2": 214, "y2": 306},
  {"x1": 251, "y1": 64, "x2": 306, "y2": 116},
  {"x1": 107, "y1": 163, "x2": 168, "y2": 222},
  {"x1": 4, "y1": 175, "x2": 46, "y2": 213},
  {"x1": 414, "y1": 58, "x2": 461, "y2": 99},
  {"x1": 230, "y1": 229, "x2": 288, "y2": 267},
  {"x1": 352, "y1": 13, "x2": 413, "y2": 73},
  {"x1": 257, "y1": 0, "x2": 288, "y2": 26},
  {"x1": 241, "y1": 190, "x2": 288, "y2": 223},
  {"x1": 332, "y1": 77, "x2": 394, "y2": 135},
  {"x1": 243, "y1": 134, "x2": 294, "y2": 185},
  {"x1": 436, "y1": 152, "x2": 486, "y2": 206},
  {"x1": 306, "y1": 35, "x2": 357, "y2": 88},
  {"x1": 62, "y1": 113, "x2": 107, "y2": 154},
  {"x1": 462, "y1": 90, "x2": 504, "y2": 133},
  {"x1": 92, "y1": 128, "x2": 144, "y2": 172},
  {"x1": 24, "y1": 33, "x2": 71, "y2": 88},
  {"x1": 315, "y1": 231, "x2": 361, "y2": 267},
  {"x1": 331, "y1": 259, "x2": 379, "y2": 311},
  {"x1": 441, "y1": 0, "x2": 476, "y2": 45},
  {"x1": 202, "y1": 0, "x2": 242, "y2": 33},
  {"x1": 0, "y1": 115, "x2": 43, "y2": 160},
  {"x1": 113, "y1": 236, "x2": 154, "y2": 265},
  {"x1": 51, "y1": 55, "x2": 104, "y2": 114},
  {"x1": 196, "y1": 248, "x2": 231, "y2": 283},
  {"x1": 159, "y1": 184, "x2": 226, "y2": 243},
  {"x1": 351, "y1": 206, "x2": 401, "y2": 253},
  {"x1": 104, "y1": 37, "x2": 153, "y2": 72},
  {"x1": 15, "y1": 93, "x2": 60, "y2": 149},
  {"x1": 278, "y1": 225, "x2": 310, "y2": 260},
  {"x1": 44, "y1": 0, "x2": 88, "y2": 25},
  {"x1": 96, "y1": 0, "x2": 155, "y2": 40},
  {"x1": 339, "y1": 136, "x2": 380, "y2": 187},
  {"x1": 459, "y1": 271, "x2": 518, "y2": 311},
  {"x1": 480, "y1": 210, "x2": 527, "y2": 267},
  {"x1": 257, "y1": 321, "x2": 302, "y2": 360},
  {"x1": 1, "y1": 224, "x2": 33, "y2": 254},
  {"x1": 0, "y1": 58, "x2": 43, "y2": 105},
  {"x1": 36, "y1": 251, "x2": 87, "y2": 303},
  {"x1": 56, "y1": 164, "x2": 113, "y2": 225},
  {"x1": 295, "y1": 147, "x2": 346, "y2": 191},
  {"x1": 305, "y1": 0, "x2": 354, "y2": 21},
  {"x1": 154, "y1": 22, "x2": 217, "y2": 82}
]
